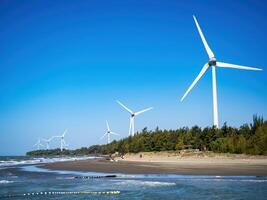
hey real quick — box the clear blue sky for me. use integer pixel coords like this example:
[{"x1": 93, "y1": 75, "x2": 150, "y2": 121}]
[{"x1": 0, "y1": 0, "x2": 266, "y2": 155}]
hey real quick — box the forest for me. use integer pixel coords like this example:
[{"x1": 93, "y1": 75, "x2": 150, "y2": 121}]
[{"x1": 27, "y1": 115, "x2": 267, "y2": 156}]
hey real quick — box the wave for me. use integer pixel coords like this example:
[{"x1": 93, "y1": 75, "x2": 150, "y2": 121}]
[
  {"x1": 115, "y1": 180, "x2": 176, "y2": 187},
  {"x1": 0, "y1": 156, "x2": 96, "y2": 168},
  {"x1": 183, "y1": 177, "x2": 267, "y2": 183},
  {"x1": 0, "y1": 180, "x2": 14, "y2": 184},
  {"x1": 214, "y1": 179, "x2": 267, "y2": 183}
]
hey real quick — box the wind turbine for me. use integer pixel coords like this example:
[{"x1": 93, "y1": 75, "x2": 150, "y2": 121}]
[
  {"x1": 181, "y1": 15, "x2": 262, "y2": 128},
  {"x1": 33, "y1": 139, "x2": 44, "y2": 150},
  {"x1": 100, "y1": 121, "x2": 119, "y2": 144},
  {"x1": 117, "y1": 100, "x2": 153, "y2": 136},
  {"x1": 55, "y1": 129, "x2": 68, "y2": 152},
  {"x1": 42, "y1": 137, "x2": 55, "y2": 150}
]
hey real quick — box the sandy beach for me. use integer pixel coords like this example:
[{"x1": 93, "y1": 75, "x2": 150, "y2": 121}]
[{"x1": 44, "y1": 152, "x2": 267, "y2": 176}]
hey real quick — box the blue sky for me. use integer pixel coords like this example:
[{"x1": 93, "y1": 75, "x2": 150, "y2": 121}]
[{"x1": 0, "y1": 0, "x2": 266, "y2": 155}]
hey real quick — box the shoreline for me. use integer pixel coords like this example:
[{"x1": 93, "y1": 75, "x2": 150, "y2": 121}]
[{"x1": 43, "y1": 152, "x2": 267, "y2": 176}]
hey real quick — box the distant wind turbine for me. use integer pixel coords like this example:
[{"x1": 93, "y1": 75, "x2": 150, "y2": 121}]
[
  {"x1": 100, "y1": 121, "x2": 119, "y2": 144},
  {"x1": 55, "y1": 129, "x2": 68, "y2": 152},
  {"x1": 42, "y1": 137, "x2": 55, "y2": 150},
  {"x1": 181, "y1": 15, "x2": 262, "y2": 128},
  {"x1": 33, "y1": 139, "x2": 44, "y2": 150},
  {"x1": 117, "y1": 100, "x2": 153, "y2": 136}
]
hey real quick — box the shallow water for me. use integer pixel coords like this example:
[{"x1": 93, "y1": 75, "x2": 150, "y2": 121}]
[{"x1": 0, "y1": 156, "x2": 267, "y2": 199}]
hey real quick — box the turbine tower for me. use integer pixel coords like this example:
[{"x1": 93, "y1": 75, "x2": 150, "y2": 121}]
[
  {"x1": 117, "y1": 100, "x2": 153, "y2": 136},
  {"x1": 55, "y1": 129, "x2": 68, "y2": 152},
  {"x1": 42, "y1": 137, "x2": 54, "y2": 150},
  {"x1": 33, "y1": 139, "x2": 43, "y2": 150},
  {"x1": 181, "y1": 15, "x2": 262, "y2": 128},
  {"x1": 100, "y1": 121, "x2": 119, "y2": 144}
]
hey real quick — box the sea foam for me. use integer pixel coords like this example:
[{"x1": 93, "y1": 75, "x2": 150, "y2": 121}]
[
  {"x1": 0, "y1": 180, "x2": 14, "y2": 184},
  {"x1": 115, "y1": 180, "x2": 176, "y2": 187},
  {"x1": 0, "y1": 156, "x2": 95, "y2": 168}
]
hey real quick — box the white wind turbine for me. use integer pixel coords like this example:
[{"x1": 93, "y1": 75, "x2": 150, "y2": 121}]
[
  {"x1": 100, "y1": 121, "x2": 119, "y2": 144},
  {"x1": 42, "y1": 137, "x2": 55, "y2": 150},
  {"x1": 181, "y1": 15, "x2": 262, "y2": 128},
  {"x1": 55, "y1": 129, "x2": 68, "y2": 152},
  {"x1": 33, "y1": 139, "x2": 44, "y2": 150},
  {"x1": 117, "y1": 100, "x2": 153, "y2": 136}
]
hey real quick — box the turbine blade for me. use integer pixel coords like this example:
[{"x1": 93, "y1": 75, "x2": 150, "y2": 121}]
[
  {"x1": 181, "y1": 63, "x2": 209, "y2": 101},
  {"x1": 110, "y1": 131, "x2": 119, "y2": 136},
  {"x1": 193, "y1": 15, "x2": 214, "y2": 59},
  {"x1": 216, "y1": 61, "x2": 262, "y2": 71},
  {"x1": 135, "y1": 107, "x2": 153, "y2": 116},
  {"x1": 106, "y1": 120, "x2": 110, "y2": 131},
  {"x1": 116, "y1": 100, "x2": 133, "y2": 114},
  {"x1": 62, "y1": 129, "x2": 67, "y2": 137},
  {"x1": 62, "y1": 140, "x2": 67, "y2": 146},
  {"x1": 100, "y1": 133, "x2": 107, "y2": 140},
  {"x1": 34, "y1": 140, "x2": 40, "y2": 146}
]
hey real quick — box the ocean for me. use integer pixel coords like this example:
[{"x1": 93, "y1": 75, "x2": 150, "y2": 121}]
[{"x1": 0, "y1": 156, "x2": 267, "y2": 199}]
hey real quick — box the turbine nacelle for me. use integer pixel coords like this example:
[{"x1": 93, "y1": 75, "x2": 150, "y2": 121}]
[{"x1": 208, "y1": 57, "x2": 217, "y2": 66}]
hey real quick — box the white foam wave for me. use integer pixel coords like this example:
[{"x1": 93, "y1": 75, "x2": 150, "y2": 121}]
[
  {"x1": 115, "y1": 180, "x2": 176, "y2": 187},
  {"x1": 0, "y1": 180, "x2": 14, "y2": 184},
  {"x1": 241, "y1": 180, "x2": 267, "y2": 183},
  {"x1": 194, "y1": 178, "x2": 267, "y2": 183},
  {"x1": 0, "y1": 156, "x2": 96, "y2": 168},
  {"x1": 223, "y1": 179, "x2": 267, "y2": 183},
  {"x1": 56, "y1": 177, "x2": 75, "y2": 180}
]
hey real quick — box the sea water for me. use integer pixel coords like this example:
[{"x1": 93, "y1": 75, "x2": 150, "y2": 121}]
[{"x1": 0, "y1": 156, "x2": 267, "y2": 200}]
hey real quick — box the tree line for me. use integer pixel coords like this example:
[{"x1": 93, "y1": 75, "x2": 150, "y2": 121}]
[{"x1": 27, "y1": 115, "x2": 267, "y2": 156}]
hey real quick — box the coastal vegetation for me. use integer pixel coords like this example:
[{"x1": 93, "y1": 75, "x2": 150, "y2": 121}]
[{"x1": 26, "y1": 115, "x2": 267, "y2": 156}]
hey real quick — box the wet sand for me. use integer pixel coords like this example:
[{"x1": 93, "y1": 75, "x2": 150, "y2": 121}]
[{"x1": 44, "y1": 154, "x2": 267, "y2": 176}]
